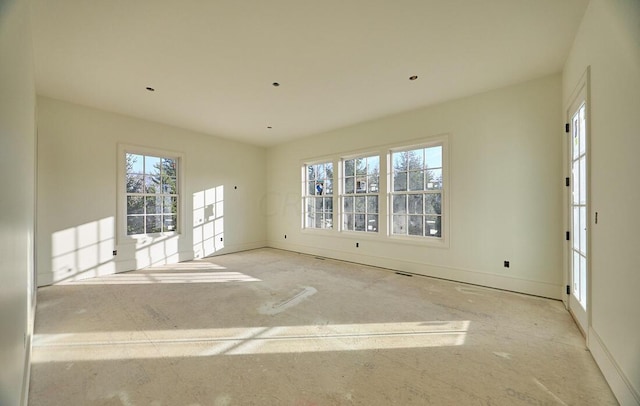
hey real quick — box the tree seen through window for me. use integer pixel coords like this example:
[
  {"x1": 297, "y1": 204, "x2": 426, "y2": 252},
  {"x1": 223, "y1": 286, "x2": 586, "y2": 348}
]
[{"x1": 126, "y1": 153, "x2": 178, "y2": 235}]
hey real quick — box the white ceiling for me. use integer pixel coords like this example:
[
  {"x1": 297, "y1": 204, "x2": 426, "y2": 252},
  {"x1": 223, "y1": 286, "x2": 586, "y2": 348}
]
[{"x1": 30, "y1": 0, "x2": 589, "y2": 147}]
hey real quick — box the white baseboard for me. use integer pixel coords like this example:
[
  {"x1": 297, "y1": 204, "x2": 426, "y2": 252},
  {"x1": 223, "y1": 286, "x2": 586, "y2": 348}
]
[
  {"x1": 37, "y1": 242, "x2": 269, "y2": 286},
  {"x1": 588, "y1": 327, "x2": 640, "y2": 406},
  {"x1": 198, "y1": 240, "x2": 267, "y2": 259},
  {"x1": 268, "y1": 241, "x2": 560, "y2": 299},
  {"x1": 20, "y1": 333, "x2": 32, "y2": 406}
]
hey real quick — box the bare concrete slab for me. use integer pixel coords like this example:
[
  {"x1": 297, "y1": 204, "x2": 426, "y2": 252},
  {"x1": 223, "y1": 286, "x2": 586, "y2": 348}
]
[{"x1": 29, "y1": 248, "x2": 617, "y2": 405}]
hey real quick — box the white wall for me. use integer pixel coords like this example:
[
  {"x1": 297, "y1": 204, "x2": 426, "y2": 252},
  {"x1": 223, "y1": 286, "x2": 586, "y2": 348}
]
[
  {"x1": 0, "y1": 0, "x2": 36, "y2": 404},
  {"x1": 37, "y1": 97, "x2": 267, "y2": 286},
  {"x1": 267, "y1": 74, "x2": 563, "y2": 299},
  {"x1": 563, "y1": 1, "x2": 640, "y2": 404}
]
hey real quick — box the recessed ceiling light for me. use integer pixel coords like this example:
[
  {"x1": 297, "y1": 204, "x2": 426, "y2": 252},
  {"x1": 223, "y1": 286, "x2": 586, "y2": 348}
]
[
  {"x1": 409, "y1": 75, "x2": 418, "y2": 81},
  {"x1": 146, "y1": 87, "x2": 155, "y2": 91},
  {"x1": 272, "y1": 82, "x2": 280, "y2": 87}
]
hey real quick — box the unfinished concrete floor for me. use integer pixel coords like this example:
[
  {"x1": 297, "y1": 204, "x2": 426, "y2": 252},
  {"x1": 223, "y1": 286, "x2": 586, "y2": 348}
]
[{"x1": 29, "y1": 248, "x2": 617, "y2": 405}]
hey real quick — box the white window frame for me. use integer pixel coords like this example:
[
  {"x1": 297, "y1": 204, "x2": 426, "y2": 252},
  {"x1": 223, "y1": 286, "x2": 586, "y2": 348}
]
[
  {"x1": 299, "y1": 134, "x2": 449, "y2": 248},
  {"x1": 117, "y1": 144, "x2": 184, "y2": 243},
  {"x1": 340, "y1": 153, "x2": 381, "y2": 233},
  {"x1": 388, "y1": 136, "x2": 449, "y2": 247},
  {"x1": 302, "y1": 160, "x2": 334, "y2": 230}
]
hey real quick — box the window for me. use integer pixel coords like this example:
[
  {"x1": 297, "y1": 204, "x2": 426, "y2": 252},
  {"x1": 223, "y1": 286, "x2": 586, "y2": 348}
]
[
  {"x1": 391, "y1": 145, "x2": 443, "y2": 238},
  {"x1": 342, "y1": 155, "x2": 379, "y2": 232},
  {"x1": 125, "y1": 152, "x2": 179, "y2": 235},
  {"x1": 303, "y1": 162, "x2": 333, "y2": 229}
]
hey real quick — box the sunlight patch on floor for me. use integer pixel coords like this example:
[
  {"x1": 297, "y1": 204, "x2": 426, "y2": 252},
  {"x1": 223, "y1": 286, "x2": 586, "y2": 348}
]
[
  {"x1": 32, "y1": 321, "x2": 470, "y2": 362},
  {"x1": 63, "y1": 271, "x2": 260, "y2": 285}
]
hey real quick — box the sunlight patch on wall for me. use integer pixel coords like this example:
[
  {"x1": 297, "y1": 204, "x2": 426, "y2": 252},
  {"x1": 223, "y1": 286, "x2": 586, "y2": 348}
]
[
  {"x1": 134, "y1": 235, "x2": 181, "y2": 269},
  {"x1": 193, "y1": 186, "x2": 224, "y2": 259},
  {"x1": 51, "y1": 217, "x2": 115, "y2": 283},
  {"x1": 32, "y1": 321, "x2": 469, "y2": 362}
]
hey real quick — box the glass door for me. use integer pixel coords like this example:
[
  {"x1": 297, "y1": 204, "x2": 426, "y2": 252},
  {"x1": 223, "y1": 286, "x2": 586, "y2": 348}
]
[{"x1": 568, "y1": 90, "x2": 588, "y2": 334}]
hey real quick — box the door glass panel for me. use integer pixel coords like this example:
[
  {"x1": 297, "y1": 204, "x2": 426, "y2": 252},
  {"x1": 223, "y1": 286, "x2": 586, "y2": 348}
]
[
  {"x1": 573, "y1": 207, "x2": 580, "y2": 250},
  {"x1": 572, "y1": 160, "x2": 580, "y2": 204},
  {"x1": 570, "y1": 98, "x2": 588, "y2": 315},
  {"x1": 579, "y1": 105, "x2": 586, "y2": 156},
  {"x1": 579, "y1": 157, "x2": 586, "y2": 204},
  {"x1": 580, "y1": 255, "x2": 587, "y2": 308},
  {"x1": 579, "y1": 207, "x2": 587, "y2": 254},
  {"x1": 573, "y1": 251, "x2": 581, "y2": 297},
  {"x1": 573, "y1": 117, "x2": 580, "y2": 160}
]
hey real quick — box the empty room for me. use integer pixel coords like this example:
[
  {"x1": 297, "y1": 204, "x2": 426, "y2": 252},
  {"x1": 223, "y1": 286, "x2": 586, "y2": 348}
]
[{"x1": 1, "y1": 0, "x2": 639, "y2": 405}]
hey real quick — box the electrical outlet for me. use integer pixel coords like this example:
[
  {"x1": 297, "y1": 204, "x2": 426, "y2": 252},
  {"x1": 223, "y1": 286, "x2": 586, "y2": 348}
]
[
  {"x1": 356, "y1": 242, "x2": 359, "y2": 248},
  {"x1": 113, "y1": 250, "x2": 117, "y2": 256},
  {"x1": 284, "y1": 234, "x2": 287, "y2": 239},
  {"x1": 220, "y1": 237, "x2": 223, "y2": 242},
  {"x1": 504, "y1": 260, "x2": 510, "y2": 268}
]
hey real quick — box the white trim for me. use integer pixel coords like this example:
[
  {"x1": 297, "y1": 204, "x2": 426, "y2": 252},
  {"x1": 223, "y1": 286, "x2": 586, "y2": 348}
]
[
  {"x1": 269, "y1": 241, "x2": 560, "y2": 299},
  {"x1": 298, "y1": 134, "x2": 450, "y2": 248},
  {"x1": 25, "y1": 103, "x2": 38, "y2": 406},
  {"x1": 116, "y1": 143, "x2": 185, "y2": 246},
  {"x1": 301, "y1": 160, "x2": 335, "y2": 231},
  {"x1": 20, "y1": 334, "x2": 32, "y2": 406},
  {"x1": 563, "y1": 66, "x2": 591, "y2": 333},
  {"x1": 340, "y1": 153, "x2": 381, "y2": 233},
  {"x1": 588, "y1": 327, "x2": 640, "y2": 406},
  {"x1": 38, "y1": 241, "x2": 269, "y2": 286},
  {"x1": 387, "y1": 135, "x2": 450, "y2": 248}
]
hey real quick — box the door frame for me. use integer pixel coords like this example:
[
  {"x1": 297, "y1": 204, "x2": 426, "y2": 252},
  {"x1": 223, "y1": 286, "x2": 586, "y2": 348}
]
[{"x1": 563, "y1": 66, "x2": 591, "y2": 339}]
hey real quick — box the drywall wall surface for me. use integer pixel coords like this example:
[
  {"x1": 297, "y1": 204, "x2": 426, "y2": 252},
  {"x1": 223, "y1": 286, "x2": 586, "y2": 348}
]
[
  {"x1": 267, "y1": 74, "x2": 563, "y2": 299},
  {"x1": 563, "y1": 0, "x2": 640, "y2": 403},
  {"x1": 0, "y1": 0, "x2": 36, "y2": 404},
  {"x1": 36, "y1": 97, "x2": 267, "y2": 286}
]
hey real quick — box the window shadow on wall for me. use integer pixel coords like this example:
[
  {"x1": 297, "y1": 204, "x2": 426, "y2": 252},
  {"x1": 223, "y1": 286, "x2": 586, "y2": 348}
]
[
  {"x1": 192, "y1": 186, "x2": 224, "y2": 259},
  {"x1": 50, "y1": 217, "x2": 116, "y2": 284}
]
